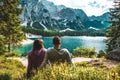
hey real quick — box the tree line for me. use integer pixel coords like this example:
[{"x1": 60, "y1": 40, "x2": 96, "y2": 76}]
[{"x1": 22, "y1": 27, "x2": 106, "y2": 37}]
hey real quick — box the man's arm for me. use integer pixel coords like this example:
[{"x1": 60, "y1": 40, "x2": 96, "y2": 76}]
[{"x1": 65, "y1": 49, "x2": 72, "y2": 64}]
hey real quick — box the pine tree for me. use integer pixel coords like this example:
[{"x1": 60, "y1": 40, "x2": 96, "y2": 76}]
[
  {"x1": 0, "y1": 0, "x2": 25, "y2": 52},
  {"x1": 106, "y1": 0, "x2": 120, "y2": 51}
]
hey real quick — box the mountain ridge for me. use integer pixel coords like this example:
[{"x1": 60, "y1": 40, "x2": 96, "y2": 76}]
[{"x1": 20, "y1": 0, "x2": 110, "y2": 31}]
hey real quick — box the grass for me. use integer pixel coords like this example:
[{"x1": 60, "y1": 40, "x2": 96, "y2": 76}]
[
  {"x1": 0, "y1": 57, "x2": 26, "y2": 80},
  {"x1": 32, "y1": 63, "x2": 107, "y2": 80},
  {"x1": 73, "y1": 47, "x2": 106, "y2": 58},
  {"x1": 0, "y1": 56, "x2": 120, "y2": 80},
  {"x1": 73, "y1": 47, "x2": 97, "y2": 58},
  {"x1": 0, "y1": 49, "x2": 120, "y2": 80},
  {"x1": 32, "y1": 62, "x2": 120, "y2": 80}
]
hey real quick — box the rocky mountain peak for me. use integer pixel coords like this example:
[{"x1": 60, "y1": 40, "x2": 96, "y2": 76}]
[{"x1": 20, "y1": 0, "x2": 110, "y2": 31}]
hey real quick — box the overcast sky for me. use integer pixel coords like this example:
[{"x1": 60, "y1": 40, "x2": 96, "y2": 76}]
[{"x1": 47, "y1": 0, "x2": 113, "y2": 16}]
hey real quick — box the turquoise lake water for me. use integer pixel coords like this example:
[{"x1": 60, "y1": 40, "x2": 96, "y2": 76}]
[{"x1": 16, "y1": 36, "x2": 107, "y2": 54}]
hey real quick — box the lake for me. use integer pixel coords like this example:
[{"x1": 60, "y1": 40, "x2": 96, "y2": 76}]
[{"x1": 16, "y1": 36, "x2": 107, "y2": 54}]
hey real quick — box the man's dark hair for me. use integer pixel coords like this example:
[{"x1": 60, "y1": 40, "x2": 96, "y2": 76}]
[{"x1": 53, "y1": 36, "x2": 61, "y2": 45}]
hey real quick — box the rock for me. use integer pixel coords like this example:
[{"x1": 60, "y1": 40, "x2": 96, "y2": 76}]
[{"x1": 106, "y1": 48, "x2": 120, "y2": 61}]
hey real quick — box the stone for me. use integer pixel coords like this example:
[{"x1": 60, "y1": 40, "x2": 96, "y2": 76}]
[{"x1": 106, "y1": 48, "x2": 120, "y2": 61}]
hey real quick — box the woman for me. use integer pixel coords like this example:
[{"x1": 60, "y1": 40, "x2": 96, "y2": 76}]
[{"x1": 27, "y1": 39, "x2": 46, "y2": 78}]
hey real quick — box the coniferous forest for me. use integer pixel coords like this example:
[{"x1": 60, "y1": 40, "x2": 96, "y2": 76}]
[
  {"x1": 0, "y1": 0, "x2": 25, "y2": 53},
  {"x1": 106, "y1": 0, "x2": 120, "y2": 52}
]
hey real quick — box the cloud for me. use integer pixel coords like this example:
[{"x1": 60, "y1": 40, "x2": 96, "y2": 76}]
[{"x1": 47, "y1": 0, "x2": 113, "y2": 16}]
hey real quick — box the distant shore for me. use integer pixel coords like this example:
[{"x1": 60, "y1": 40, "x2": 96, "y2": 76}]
[
  {"x1": 21, "y1": 39, "x2": 33, "y2": 45},
  {"x1": 21, "y1": 33, "x2": 43, "y2": 45},
  {"x1": 25, "y1": 33, "x2": 42, "y2": 39}
]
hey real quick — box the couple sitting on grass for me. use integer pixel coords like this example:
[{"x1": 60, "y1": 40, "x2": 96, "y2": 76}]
[{"x1": 27, "y1": 36, "x2": 72, "y2": 78}]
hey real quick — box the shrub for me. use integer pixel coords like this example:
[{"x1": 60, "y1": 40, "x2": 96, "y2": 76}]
[
  {"x1": 73, "y1": 47, "x2": 96, "y2": 57},
  {"x1": 97, "y1": 50, "x2": 106, "y2": 58},
  {"x1": 0, "y1": 35, "x2": 6, "y2": 55},
  {"x1": 0, "y1": 70, "x2": 12, "y2": 80},
  {"x1": 32, "y1": 63, "x2": 110, "y2": 80},
  {"x1": 0, "y1": 57, "x2": 26, "y2": 79},
  {"x1": 109, "y1": 63, "x2": 120, "y2": 80},
  {"x1": 116, "y1": 63, "x2": 120, "y2": 76},
  {"x1": 4, "y1": 50, "x2": 20, "y2": 57}
]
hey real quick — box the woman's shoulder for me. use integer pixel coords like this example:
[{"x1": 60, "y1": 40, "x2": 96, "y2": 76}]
[
  {"x1": 38, "y1": 48, "x2": 47, "y2": 54},
  {"x1": 27, "y1": 50, "x2": 33, "y2": 57},
  {"x1": 28, "y1": 50, "x2": 32, "y2": 54},
  {"x1": 42, "y1": 48, "x2": 47, "y2": 52}
]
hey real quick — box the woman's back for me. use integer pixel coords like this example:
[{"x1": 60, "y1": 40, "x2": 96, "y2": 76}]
[
  {"x1": 27, "y1": 39, "x2": 46, "y2": 78},
  {"x1": 28, "y1": 49, "x2": 46, "y2": 69}
]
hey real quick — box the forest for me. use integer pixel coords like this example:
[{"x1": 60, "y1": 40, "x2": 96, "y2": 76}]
[{"x1": 22, "y1": 27, "x2": 106, "y2": 36}]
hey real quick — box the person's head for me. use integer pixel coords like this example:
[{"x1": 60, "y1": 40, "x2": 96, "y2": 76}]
[
  {"x1": 32, "y1": 39, "x2": 44, "y2": 51},
  {"x1": 53, "y1": 36, "x2": 61, "y2": 48}
]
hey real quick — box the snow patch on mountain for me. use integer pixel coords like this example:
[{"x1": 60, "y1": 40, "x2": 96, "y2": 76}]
[
  {"x1": 88, "y1": 27, "x2": 100, "y2": 30},
  {"x1": 60, "y1": 28, "x2": 75, "y2": 32},
  {"x1": 21, "y1": 21, "x2": 27, "y2": 26},
  {"x1": 39, "y1": 22, "x2": 48, "y2": 30}
]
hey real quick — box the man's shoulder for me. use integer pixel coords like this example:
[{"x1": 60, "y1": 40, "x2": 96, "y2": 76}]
[
  {"x1": 60, "y1": 48, "x2": 69, "y2": 53},
  {"x1": 47, "y1": 47, "x2": 54, "y2": 50},
  {"x1": 60, "y1": 48, "x2": 72, "y2": 57},
  {"x1": 47, "y1": 47, "x2": 55, "y2": 52},
  {"x1": 61, "y1": 48, "x2": 68, "y2": 51}
]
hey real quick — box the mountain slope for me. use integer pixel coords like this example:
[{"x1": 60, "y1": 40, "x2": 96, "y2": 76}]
[{"x1": 20, "y1": 0, "x2": 110, "y2": 31}]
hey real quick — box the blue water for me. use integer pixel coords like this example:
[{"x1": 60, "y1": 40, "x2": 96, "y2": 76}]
[{"x1": 16, "y1": 36, "x2": 107, "y2": 54}]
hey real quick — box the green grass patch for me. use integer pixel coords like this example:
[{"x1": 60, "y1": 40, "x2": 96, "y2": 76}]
[
  {"x1": 0, "y1": 57, "x2": 26, "y2": 80},
  {"x1": 0, "y1": 55, "x2": 120, "y2": 80},
  {"x1": 32, "y1": 63, "x2": 109, "y2": 80},
  {"x1": 73, "y1": 47, "x2": 96, "y2": 57}
]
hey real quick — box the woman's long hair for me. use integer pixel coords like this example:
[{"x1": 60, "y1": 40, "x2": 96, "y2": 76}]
[{"x1": 32, "y1": 39, "x2": 44, "y2": 52}]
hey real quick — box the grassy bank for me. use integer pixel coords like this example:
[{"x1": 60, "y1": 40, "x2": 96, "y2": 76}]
[
  {"x1": 0, "y1": 47, "x2": 119, "y2": 80},
  {"x1": 0, "y1": 57, "x2": 26, "y2": 79},
  {"x1": 0, "y1": 56, "x2": 120, "y2": 80}
]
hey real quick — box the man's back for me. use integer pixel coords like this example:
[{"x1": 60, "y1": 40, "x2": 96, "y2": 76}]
[{"x1": 47, "y1": 47, "x2": 72, "y2": 64}]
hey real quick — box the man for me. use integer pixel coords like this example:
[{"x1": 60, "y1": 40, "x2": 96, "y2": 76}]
[{"x1": 40, "y1": 36, "x2": 72, "y2": 67}]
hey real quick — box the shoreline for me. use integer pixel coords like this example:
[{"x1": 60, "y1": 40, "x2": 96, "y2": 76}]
[
  {"x1": 21, "y1": 39, "x2": 34, "y2": 45},
  {"x1": 25, "y1": 33, "x2": 42, "y2": 39},
  {"x1": 25, "y1": 33, "x2": 107, "y2": 37}
]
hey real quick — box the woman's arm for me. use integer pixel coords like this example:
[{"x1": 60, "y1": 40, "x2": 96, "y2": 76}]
[
  {"x1": 26, "y1": 56, "x2": 32, "y2": 78},
  {"x1": 39, "y1": 52, "x2": 48, "y2": 69}
]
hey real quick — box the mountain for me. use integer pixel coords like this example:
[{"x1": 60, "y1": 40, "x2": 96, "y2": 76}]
[
  {"x1": 20, "y1": 0, "x2": 110, "y2": 31},
  {"x1": 89, "y1": 12, "x2": 110, "y2": 29}
]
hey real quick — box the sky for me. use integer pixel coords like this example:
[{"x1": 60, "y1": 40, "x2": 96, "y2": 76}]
[{"x1": 47, "y1": 0, "x2": 113, "y2": 16}]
